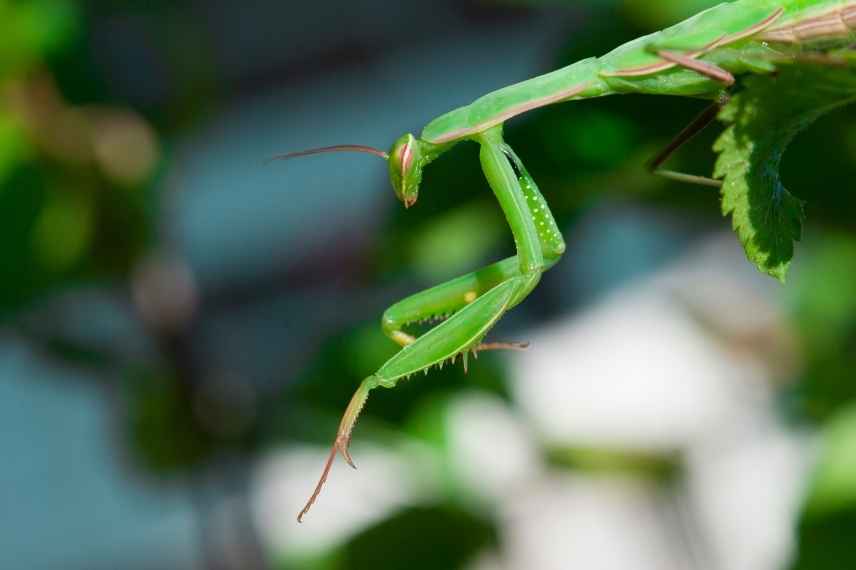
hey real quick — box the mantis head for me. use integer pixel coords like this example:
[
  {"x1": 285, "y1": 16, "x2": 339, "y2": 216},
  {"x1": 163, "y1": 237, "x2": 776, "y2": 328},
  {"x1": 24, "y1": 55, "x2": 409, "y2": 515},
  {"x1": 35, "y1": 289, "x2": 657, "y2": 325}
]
[{"x1": 388, "y1": 133, "x2": 424, "y2": 209}]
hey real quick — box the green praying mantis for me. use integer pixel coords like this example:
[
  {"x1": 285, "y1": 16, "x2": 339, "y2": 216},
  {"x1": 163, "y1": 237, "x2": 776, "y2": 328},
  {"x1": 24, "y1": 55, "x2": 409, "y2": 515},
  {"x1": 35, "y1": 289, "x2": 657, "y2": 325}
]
[{"x1": 278, "y1": 0, "x2": 856, "y2": 521}]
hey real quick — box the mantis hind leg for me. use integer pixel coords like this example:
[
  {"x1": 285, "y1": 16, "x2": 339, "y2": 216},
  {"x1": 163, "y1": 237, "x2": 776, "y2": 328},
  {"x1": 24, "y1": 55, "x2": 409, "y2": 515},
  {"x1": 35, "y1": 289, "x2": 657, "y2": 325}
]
[
  {"x1": 648, "y1": 96, "x2": 728, "y2": 189},
  {"x1": 656, "y1": 50, "x2": 736, "y2": 85}
]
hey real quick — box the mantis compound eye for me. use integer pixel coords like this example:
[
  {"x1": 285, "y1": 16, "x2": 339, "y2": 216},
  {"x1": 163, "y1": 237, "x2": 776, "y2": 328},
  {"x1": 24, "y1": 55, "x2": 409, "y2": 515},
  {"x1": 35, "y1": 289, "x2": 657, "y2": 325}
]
[{"x1": 389, "y1": 133, "x2": 422, "y2": 208}]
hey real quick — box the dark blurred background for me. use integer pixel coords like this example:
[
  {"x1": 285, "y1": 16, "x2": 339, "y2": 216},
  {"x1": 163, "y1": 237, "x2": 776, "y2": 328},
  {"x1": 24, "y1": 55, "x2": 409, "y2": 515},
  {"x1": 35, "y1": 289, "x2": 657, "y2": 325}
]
[{"x1": 2, "y1": 1, "x2": 856, "y2": 569}]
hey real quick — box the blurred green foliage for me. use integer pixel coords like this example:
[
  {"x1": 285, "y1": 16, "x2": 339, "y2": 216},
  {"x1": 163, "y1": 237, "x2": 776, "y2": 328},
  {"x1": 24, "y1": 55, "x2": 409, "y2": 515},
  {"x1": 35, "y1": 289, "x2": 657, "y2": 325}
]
[
  {"x1": 338, "y1": 505, "x2": 496, "y2": 570},
  {"x1": 804, "y1": 404, "x2": 856, "y2": 518},
  {"x1": 0, "y1": 0, "x2": 80, "y2": 81},
  {"x1": 792, "y1": 403, "x2": 856, "y2": 570},
  {"x1": 0, "y1": 0, "x2": 154, "y2": 314},
  {"x1": 127, "y1": 367, "x2": 216, "y2": 474},
  {"x1": 789, "y1": 236, "x2": 856, "y2": 423}
]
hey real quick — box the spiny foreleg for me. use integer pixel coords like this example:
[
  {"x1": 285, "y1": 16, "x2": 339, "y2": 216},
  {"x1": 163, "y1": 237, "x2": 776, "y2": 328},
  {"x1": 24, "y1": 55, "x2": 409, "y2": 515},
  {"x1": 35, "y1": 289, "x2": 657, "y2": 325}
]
[
  {"x1": 299, "y1": 126, "x2": 556, "y2": 521},
  {"x1": 297, "y1": 275, "x2": 527, "y2": 521},
  {"x1": 381, "y1": 255, "x2": 529, "y2": 355}
]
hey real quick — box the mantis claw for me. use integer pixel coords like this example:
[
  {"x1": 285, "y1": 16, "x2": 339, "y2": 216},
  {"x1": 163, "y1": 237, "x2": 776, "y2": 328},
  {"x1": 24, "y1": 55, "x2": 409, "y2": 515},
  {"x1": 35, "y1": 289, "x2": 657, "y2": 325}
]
[
  {"x1": 297, "y1": 379, "x2": 373, "y2": 521},
  {"x1": 337, "y1": 434, "x2": 357, "y2": 469}
]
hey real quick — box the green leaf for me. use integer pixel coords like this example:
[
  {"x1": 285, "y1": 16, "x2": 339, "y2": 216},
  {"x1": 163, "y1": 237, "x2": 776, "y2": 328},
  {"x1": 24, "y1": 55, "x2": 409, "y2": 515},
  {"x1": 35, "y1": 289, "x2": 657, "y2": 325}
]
[{"x1": 714, "y1": 63, "x2": 856, "y2": 281}]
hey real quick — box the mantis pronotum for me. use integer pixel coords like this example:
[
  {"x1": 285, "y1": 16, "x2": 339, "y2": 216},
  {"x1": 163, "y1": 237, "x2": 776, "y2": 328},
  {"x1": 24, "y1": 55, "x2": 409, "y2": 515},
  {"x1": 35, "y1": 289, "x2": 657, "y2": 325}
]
[{"x1": 279, "y1": 0, "x2": 856, "y2": 521}]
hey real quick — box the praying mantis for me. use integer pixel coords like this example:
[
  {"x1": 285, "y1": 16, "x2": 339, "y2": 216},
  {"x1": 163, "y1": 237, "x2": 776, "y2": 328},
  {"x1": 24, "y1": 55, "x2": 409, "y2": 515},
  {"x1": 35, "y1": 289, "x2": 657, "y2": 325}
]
[{"x1": 279, "y1": 0, "x2": 856, "y2": 521}]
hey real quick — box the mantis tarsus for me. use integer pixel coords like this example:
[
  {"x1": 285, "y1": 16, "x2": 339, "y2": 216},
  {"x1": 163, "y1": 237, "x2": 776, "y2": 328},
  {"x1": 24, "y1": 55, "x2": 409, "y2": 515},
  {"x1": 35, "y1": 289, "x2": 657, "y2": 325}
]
[{"x1": 278, "y1": 0, "x2": 856, "y2": 521}]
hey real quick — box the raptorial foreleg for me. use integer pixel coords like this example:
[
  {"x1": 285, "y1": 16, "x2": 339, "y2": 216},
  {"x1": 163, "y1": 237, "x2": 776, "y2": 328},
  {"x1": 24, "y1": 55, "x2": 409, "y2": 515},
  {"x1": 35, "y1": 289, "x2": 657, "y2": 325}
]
[
  {"x1": 299, "y1": 125, "x2": 565, "y2": 521},
  {"x1": 298, "y1": 275, "x2": 526, "y2": 522}
]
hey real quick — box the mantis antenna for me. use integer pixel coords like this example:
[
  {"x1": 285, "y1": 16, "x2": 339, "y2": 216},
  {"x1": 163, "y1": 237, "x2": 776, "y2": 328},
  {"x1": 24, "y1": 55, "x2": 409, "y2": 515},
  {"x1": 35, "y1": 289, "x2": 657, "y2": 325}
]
[{"x1": 268, "y1": 144, "x2": 389, "y2": 163}]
